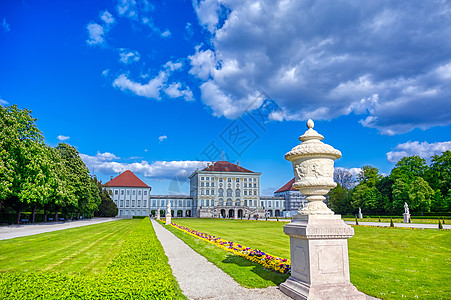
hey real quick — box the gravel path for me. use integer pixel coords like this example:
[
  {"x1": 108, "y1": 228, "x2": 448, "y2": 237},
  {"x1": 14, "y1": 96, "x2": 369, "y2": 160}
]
[
  {"x1": 344, "y1": 220, "x2": 450, "y2": 229},
  {"x1": 0, "y1": 218, "x2": 118, "y2": 240},
  {"x1": 151, "y1": 219, "x2": 291, "y2": 300}
]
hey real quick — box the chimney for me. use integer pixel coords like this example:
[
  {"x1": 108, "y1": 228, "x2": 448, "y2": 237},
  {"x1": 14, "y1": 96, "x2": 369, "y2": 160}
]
[
  {"x1": 237, "y1": 162, "x2": 239, "y2": 166},
  {"x1": 110, "y1": 176, "x2": 113, "y2": 180}
]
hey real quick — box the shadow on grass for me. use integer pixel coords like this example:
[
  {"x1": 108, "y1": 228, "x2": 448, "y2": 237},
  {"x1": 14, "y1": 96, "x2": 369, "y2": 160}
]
[{"x1": 221, "y1": 254, "x2": 290, "y2": 285}]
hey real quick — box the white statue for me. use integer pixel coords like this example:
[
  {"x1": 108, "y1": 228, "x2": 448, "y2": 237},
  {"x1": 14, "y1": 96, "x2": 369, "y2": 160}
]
[
  {"x1": 404, "y1": 202, "x2": 409, "y2": 214},
  {"x1": 167, "y1": 201, "x2": 171, "y2": 215},
  {"x1": 359, "y1": 207, "x2": 362, "y2": 215}
]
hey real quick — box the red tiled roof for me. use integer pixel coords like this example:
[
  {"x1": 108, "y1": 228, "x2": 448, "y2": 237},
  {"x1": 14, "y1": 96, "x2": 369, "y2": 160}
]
[
  {"x1": 275, "y1": 178, "x2": 296, "y2": 193},
  {"x1": 105, "y1": 170, "x2": 150, "y2": 188},
  {"x1": 202, "y1": 161, "x2": 254, "y2": 173}
]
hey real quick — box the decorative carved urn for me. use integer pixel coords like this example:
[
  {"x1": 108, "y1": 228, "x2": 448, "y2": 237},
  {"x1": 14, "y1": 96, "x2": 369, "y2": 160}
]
[{"x1": 285, "y1": 119, "x2": 341, "y2": 215}]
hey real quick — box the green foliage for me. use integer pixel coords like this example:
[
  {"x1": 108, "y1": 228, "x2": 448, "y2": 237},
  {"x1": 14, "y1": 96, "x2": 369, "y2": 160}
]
[
  {"x1": 328, "y1": 183, "x2": 352, "y2": 214},
  {"x1": 0, "y1": 219, "x2": 185, "y2": 299},
  {"x1": 438, "y1": 220, "x2": 443, "y2": 229},
  {"x1": 390, "y1": 218, "x2": 394, "y2": 227},
  {"x1": 95, "y1": 183, "x2": 118, "y2": 217},
  {"x1": 0, "y1": 105, "x2": 101, "y2": 222},
  {"x1": 355, "y1": 215, "x2": 359, "y2": 225}
]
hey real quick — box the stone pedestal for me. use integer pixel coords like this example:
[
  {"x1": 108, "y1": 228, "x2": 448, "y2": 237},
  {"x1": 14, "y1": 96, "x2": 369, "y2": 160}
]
[
  {"x1": 280, "y1": 214, "x2": 366, "y2": 300},
  {"x1": 165, "y1": 214, "x2": 172, "y2": 225},
  {"x1": 403, "y1": 213, "x2": 410, "y2": 223}
]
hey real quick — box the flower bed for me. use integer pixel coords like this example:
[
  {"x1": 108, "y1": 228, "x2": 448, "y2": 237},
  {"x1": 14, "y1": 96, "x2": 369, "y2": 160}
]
[{"x1": 167, "y1": 221, "x2": 290, "y2": 274}]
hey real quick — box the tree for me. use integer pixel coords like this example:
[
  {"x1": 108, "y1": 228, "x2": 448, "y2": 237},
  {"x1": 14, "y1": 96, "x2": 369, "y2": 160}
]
[
  {"x1": 392, "y1": 177, "x2": 434, "y2": 214},
  {"x1": 391, "y1": 156, "x2": 429, "y2": 181},
  {"x1": 328, "y1": 183, "x2": 352, "y2": 214},
  {"x1": 334, "y1": 168, "x2": 355, "y2": 190},
  {"x1": 427, "y1": 151, "x2": 451, "y2": 211},
  {"x1": 0, "y1": 105, "x2": 48, "y2": 223},
  {"x1": 56, "y1": 143, "x2": 93, "y2": 218},
  {"x1": 94, "y1": 179, "x2": 118, "y2": 217},
  {"x1": 357, "y1": 166, "x2": 383, "y2": 187}
]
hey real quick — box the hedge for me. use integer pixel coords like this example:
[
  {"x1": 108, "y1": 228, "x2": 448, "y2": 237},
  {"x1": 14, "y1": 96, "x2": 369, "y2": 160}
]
[{"x1": 0, "y1": 218, "x2": 185, "y2": 299}]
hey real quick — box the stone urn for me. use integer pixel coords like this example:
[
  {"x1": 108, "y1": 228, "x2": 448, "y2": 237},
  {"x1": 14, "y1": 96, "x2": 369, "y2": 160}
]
[
  {"x1": 280, "y1": 119, "x2": 365, "y2": 300},
  {"x1": 285, "y1": 119, "x2": 341, "y2": 215}
]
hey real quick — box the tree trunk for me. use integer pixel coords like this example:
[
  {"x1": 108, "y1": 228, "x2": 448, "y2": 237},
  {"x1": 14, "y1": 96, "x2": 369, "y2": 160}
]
[
  {"x1": 55, "y1": 211, "x2": 58, "y2": 221},
  {"x1": 32, "y1": 205, "x2": 36, "y2": 223},
  {"x1": 70, "y1": 211, "x2": 74, "y2": 221},
  {"x1": 77, "y1": 212, "x2": 80, "y2": 220},
  {"x1": 44, "y1": 208, "x2": 47, "y2": 222},
  {"x1": 17, "y1": 210, "x2": 21, "y2": 225}
]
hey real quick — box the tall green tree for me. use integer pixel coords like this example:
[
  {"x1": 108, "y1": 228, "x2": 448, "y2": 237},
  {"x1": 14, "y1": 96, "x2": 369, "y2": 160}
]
[
  {"x1": 56, "y1": 143, "x2": 93, "y2": 218},
  {"x1": 391, "y1": 156, "x2": 429, "y2": 181},
  {"x1": 427, "y1": 151, "x2": 451, "y2": 211}
]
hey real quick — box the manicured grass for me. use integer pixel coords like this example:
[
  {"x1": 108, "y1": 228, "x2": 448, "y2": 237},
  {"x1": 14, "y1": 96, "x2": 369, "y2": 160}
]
[
  {"x1": 0, "y1": 219, "x2": 138, "y2": 274},
  {"x1": 171, "y1": 218, "x2": 451, "y2": 299},
  {"x1": 164, "y1": 222, "x2": 289, "y2": 288},
  {"x1": 0, "y1": 218, "x2": 185, "y2": 299},
  {"x1": 342, "y1": 217, "x2": 449, "y2": 224}
]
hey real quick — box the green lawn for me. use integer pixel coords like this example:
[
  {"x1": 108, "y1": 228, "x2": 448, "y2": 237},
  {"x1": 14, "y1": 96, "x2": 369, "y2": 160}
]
[
  {"x1": 170, "y1": 218, "x2": 451, "y2": 300},
  {"x1": 0, "y1": 218, "x2": 185, "y2": 299},
  {"x1": 0, "y1": 219, "x2": 138, "y2": 274}
]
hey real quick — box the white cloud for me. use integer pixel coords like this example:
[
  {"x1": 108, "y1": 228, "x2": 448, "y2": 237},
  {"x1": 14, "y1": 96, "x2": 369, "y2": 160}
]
[
  {"x1": 57, "y1": 135, "x2": 70, "y2": 141},
  {"x1": 113, "y1": 60, "x2": 193, "y2": 101},
  {"x1": 164, "y1": 83, "x2": 194, "y2": 101},
  {"x1": 0, "y1": 99, "x2": 9, "y2": 106},
  {"x1": 113, "y1": 72, "x2": 166, "y2": 99},
  {"x1": 86, "y1": 23, "x2": 105, "y2": 45},
  {"x1": 102, "y1": 69, "x2": 109, "y2": 77},
  {"x1": 100, "y1": 10, "x2": 115, "y2": 24},
  {"x1": 158, "y1": 135, "x2": 167, "y2": 142},
  {"x1": 2, "y1": 18, "x2": 10, "y2": 32},
  {"x1": 386, "y1": 141, "x2": 451, "y2": 163},
  {"x1": 119, "y1": 48, "x2": 141, "y2": 64},
  {"x1": 189, "y1": 0, "x2": 451, "y2": 134},
  {"x1": 81, "y1": 151, "x2": 208, "y2": 180}
]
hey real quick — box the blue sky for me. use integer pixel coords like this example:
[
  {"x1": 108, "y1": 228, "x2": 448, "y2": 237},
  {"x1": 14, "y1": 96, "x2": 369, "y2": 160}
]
[{"x1": 1, "y1": 0, "x2": 451, "y2": 195}]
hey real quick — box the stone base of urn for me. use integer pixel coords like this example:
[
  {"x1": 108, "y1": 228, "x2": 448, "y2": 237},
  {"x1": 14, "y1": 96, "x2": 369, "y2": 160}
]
[
  {"x1": 403, "y1": 213, "x2": 411, "y2": 223},
  {"x1": 165, "y1": 214, "x2": 172, "y2": 225},
  {"x1": 280, "y1": 214, "x2": 366, "y2": 300}
]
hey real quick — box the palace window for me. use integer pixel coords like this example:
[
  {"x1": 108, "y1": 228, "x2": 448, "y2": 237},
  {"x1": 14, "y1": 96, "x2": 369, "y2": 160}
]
[
  {"x1": 120, "y1": 200, "x2": 124, "y2": 207},
  {"x1": 179, "y1": 200, "x2": 182, "y2": 207},
  {"x1": 132, "y1": 200, "x2": 135, "y2": 207},
  {"x1": 219, "y1": 189, "x2": 224, "y2": 197},
  {"x1": 235, "y1": 189, "x2": 240, "y2": 197},
  {"x1": 201, "y1": 182, "x2": 204, "y2": 187},
  {"x1": 126, "y1": 200, "x2": 130, "y2": 207},
  {"x1": 249, "y1": 200, "x2": 252, "y2": 206},
  {"x1": 201, "y1": 200, "x2": 204, "y2": 206},
  {"x1": 219, "y1": 178, "x2": 223, "y2": 182},
  {"x1": 115, "y1": 190, "x2": 118, "y2": 195},
  {"x1": 143, "y1": 200, "x2": 147, "y2": 207},
  {"x1": 218, "y1": 198, "x2": 223, "y2": 206},
  {"x1": 211, "y1": 181, "x2": 214, "y2": 187},
  {"x1": 226, "y1": 199, "x2": 233, "y2": 206},
  {"x1": 244, "y1": 183, "x2": 247, "y2": 188},
  {"x1": 206, "y1": 200, "x2": 210, "y2": 206},
  {"x1": 211, "y1": 189, "x2": 214, "y2": 195},
  {"x1": 227, "y1": 189, "x2": 232, "y2": 197},
  {"x1": 187, "y1": 200, "x2": 191, "y2": 206},
  {"x1": 206, "y1": 182, "x2": 209, "y2": 187},
  {"x1": 228, "y1": 178, "x2": 231, "y2": 182},
  {"x1": 236, "y1": 178, "x2": 239, "y2": 182},
  {"x1": 254, "y1": 183, "x2": 257, "y2": 188},
  {"x1": 236, "y1": 199, "x2": 241, "y2": 206},
  {"x1": 268, "y1": 201, "x2": 272, "y2": 207},
  {"x1": 254, "y1": 190, "x2": 257, "y2": 195},
  {"x1": 133, "y1": 190, "x2": 136, "y2": 195},
  {"x1": 206, "y1": 190, "x2": 210, "y2": 195},
  {"x1": 244, "y1": 178, "x2": 247, "y2": 182},
  {"x1": 261, "y1": 201, "x2": 264, "y2": 207},
  {"x1": 144, "y1": 191, "x2": 147, "y2": 195},
  {"x1": 138, "y1": 191, "x2": 141, "y2": 195},
  {"x1": 201, "y1": 190, "x2": 204, "y2": 195},
  {"x1": 244, "y1": 191, "x2": 247, "y2": 196},
  {"x1": 201, "y1": 177, "x2": 204, "y2": 180},
  {"x1": 127, "y1": 190, "x2": 130, "y2": 195},
  {"x1": 276, "y1": 201, "x2": 279, "y2": 207},
  {"x1": 244, "y1": 200, "x2": 248, "y2": 206},
  {"x1": 121, "y1": 190, "x2": 124, "y2": 195}
]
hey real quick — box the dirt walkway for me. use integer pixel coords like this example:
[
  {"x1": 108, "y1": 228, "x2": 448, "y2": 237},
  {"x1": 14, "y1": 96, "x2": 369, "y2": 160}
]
[{"x1": 0, "y1": 218, "x2": 118, "y2": 240}]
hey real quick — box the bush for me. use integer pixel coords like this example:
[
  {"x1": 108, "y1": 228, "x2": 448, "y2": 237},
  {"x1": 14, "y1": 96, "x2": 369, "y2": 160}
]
[
  {"x1": 390, "y1": 218, "x2": 394, "y2": 228},
  {"x1": 95, "y1": 198, "x2": 118, "y2": 217},
  {"x1": 0, "y1": 218, "x2": 185, "y2": 299},
  {"x1": 355, "y1": 216, "x2": 359, "y2": 225},
  {"x1": 438, "y1": 220, "x2": 443, "y2": 230}
]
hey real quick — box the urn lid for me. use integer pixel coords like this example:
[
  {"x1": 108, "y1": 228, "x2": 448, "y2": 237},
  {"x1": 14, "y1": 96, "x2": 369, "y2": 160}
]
[{"x1": 285, "y1": 119, "x2": 342, "y2": 161}]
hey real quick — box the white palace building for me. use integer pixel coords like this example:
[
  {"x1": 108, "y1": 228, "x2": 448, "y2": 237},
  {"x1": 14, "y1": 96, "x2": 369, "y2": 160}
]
[{"x1": 105, "y1": 161, "x2": 306, "y2": 218}]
